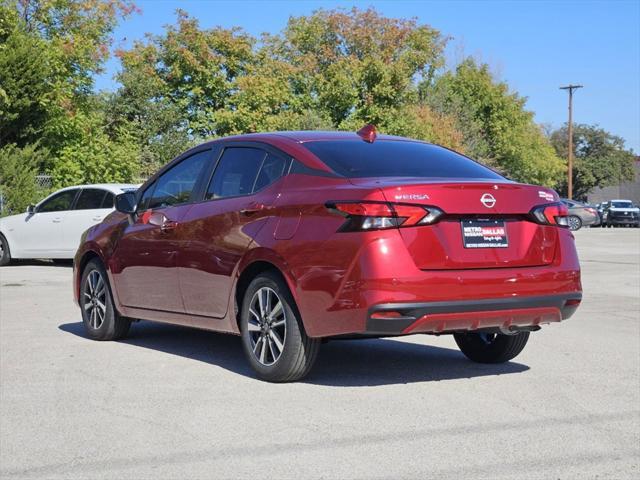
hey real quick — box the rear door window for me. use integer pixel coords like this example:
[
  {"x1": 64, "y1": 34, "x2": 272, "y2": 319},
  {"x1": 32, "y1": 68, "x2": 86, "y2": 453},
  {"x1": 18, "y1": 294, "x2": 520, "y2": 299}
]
[
  {"x1": 101, "y1": 192, "x2": 115, "y2": 209},
  {"x1": 205, "y1": 147, "x2": 266, "y2": 199},
  {"x1": 253, "y1": 153, "x2": 287, "y2": 192},
  {"x1": 303, "y1": 140, "x2": 504, "y2": 179},
  {"x1": 75, "y1": 189, "x2": 108, "y2": 210}
]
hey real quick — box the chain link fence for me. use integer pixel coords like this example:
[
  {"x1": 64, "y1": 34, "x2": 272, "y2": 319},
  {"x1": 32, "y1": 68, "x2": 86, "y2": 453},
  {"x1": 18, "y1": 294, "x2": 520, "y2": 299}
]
[
  {"x1": 0, "y1": 174, "x2": 52, "y2": 217},
  {"x1": 35, "y1": 174, "x2": 52, "y2": 190}
]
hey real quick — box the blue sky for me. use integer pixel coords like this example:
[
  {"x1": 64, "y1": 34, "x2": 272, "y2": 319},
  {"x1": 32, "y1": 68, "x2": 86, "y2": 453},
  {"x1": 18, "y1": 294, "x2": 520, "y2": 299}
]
[{"x1": 96, "y1": 0, "x2": 640, "y2": 152}]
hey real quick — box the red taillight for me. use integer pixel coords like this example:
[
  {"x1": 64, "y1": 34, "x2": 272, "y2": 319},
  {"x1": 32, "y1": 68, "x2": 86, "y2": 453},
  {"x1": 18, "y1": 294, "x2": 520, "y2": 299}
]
[
  {"x1": 585, "y1": 207, "x2": 597, "y2": 215},
  {"x1": 530, "y1": 202, "x2": 570, "y2": 227},
  {"x1": 333, "y1": 202, "x2": 393, "y2": 217},
  {"x1": 327, "y1": 201, "x2": 444, "y2": 232}
]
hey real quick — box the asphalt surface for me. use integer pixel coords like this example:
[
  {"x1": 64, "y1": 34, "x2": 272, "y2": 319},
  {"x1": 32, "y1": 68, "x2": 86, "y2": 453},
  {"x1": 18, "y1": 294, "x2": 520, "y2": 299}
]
[{"x1": 1, "y1": 229, "x2": 639, "y2": 479}]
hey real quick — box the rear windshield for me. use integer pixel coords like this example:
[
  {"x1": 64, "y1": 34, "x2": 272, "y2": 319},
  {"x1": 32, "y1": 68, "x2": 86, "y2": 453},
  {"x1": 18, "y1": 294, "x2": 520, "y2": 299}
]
[
  {"x1": 303, "y1": 140, "x2": 504, "y2": 179},
  {"x1": 611, "y1": 201, "x2": 634, "y2": 208}
]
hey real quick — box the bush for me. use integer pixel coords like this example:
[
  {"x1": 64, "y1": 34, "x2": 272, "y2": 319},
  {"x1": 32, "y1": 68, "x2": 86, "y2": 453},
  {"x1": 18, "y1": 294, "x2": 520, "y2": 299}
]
[{"x1": 0, "y1": 144, "x2": 49, "y2": 216}]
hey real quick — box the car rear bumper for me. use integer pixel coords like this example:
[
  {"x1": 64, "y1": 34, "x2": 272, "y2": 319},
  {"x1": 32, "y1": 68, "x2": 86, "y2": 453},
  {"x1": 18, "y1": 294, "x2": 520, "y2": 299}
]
[
  {"x1": 366, "y1": 293, "x2": 582, "y2": 335},
  {"x1": 294, "y1": 228, "x2": 582, "y2": 338},
  {"x1": 608, "y1": 216, "x2": 639, "y2": 225}
]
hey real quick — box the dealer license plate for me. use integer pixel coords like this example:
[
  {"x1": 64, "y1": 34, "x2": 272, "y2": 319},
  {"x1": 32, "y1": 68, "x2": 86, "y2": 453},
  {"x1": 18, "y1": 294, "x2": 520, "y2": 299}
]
[{"x1": 461, "y1": 219, "x2": 508, "y2": 248}]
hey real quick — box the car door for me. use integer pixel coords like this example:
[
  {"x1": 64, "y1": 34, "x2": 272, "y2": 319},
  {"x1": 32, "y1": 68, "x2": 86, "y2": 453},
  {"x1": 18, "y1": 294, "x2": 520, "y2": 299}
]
[
  {"x1": 62, "y1": 188, "x2": 115, "y2": 255},
  {"x1": 178, "y1": 145, "x2": 290, "y2": 321},
  {"x1": 111, "y1": 150, "x2": 212, "y2": 313},
  {"x1": 16, "y1": 189, "x2": 80, "y2": 257}
]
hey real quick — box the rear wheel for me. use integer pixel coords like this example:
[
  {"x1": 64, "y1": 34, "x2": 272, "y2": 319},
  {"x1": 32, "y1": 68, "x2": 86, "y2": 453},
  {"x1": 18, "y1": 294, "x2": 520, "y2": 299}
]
[
  {"x1": 240, "y1": 271, "x2": 320, "y2": 382},
  {"x1": 0, "y1": 234, "x2": 10, "y2": 266},
  {"x1": 454, "y1": 331, "x2": 529, "y2": 363},
  {"x1": 80, "y1": 259, "x2": 130, "y2": 340},
  {"x1": 568, "y1": 215, "x2": 582, "y2": 231}
]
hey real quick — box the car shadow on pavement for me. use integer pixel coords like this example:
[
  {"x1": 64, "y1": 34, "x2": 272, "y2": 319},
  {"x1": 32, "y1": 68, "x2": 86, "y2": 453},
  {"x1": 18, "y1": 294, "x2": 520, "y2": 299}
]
[
  {"x1": 59, "y1": 320, "x2": 529, "y2": 387},
  {"x1": 9, "y1": 259, "x2": 73, "y2": 267}
]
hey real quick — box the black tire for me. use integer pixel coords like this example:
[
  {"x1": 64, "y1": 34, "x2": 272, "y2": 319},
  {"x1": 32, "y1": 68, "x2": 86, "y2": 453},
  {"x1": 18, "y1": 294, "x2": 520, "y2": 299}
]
[
  {"x1": 0, "y1": 234, "x2": 10, "y2": 266},
  {"x1": 453, "y1": 331, "x2": 530, "y2": 363},
  {"x1": 80, "y1": 259, "x2": 130, "y2": 341},
  {"x1": 568, "y1": 215, "x2": 582, "y2": 231},
  {"x1": 240, "y1": 271, "x2": 320, "y2": 382}
]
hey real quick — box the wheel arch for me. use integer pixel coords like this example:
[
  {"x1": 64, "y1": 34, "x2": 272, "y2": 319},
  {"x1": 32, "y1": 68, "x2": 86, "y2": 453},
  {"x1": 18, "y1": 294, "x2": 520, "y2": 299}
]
[
  {"x1": 75, "y1": 248, "x2": 105, "y2": 303},
  {"x1": 0, "y1": 229, "x2": 10, "y2": 261},
  {"x1": 232, "y1": 254, "x2": 299, "y2": 333}
]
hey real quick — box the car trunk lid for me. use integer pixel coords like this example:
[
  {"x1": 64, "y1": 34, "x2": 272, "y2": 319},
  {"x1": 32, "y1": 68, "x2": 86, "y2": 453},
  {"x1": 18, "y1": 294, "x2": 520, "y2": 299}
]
[{"x1": 350, "y1": 177, "x2": 561, "y2": 270}]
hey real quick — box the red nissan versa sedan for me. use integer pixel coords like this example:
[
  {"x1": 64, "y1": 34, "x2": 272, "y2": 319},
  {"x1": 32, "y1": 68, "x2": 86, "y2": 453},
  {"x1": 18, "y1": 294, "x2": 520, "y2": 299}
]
[{"x1": 73, "y1": 127, "x2": 582, "y2": 382}]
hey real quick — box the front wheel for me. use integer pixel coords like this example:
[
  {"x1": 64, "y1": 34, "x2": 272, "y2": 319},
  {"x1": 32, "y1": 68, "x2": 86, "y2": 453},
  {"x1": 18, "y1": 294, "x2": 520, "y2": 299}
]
[
  {"x1": 453, "y1": 331, "x2": 530, "y2": 363},
  {"x1": 240, "y1": 271, "x2": 320, "y2": 382},
  {"x1": 80, "y1": 259, "x2": 130, "y2": 340}
]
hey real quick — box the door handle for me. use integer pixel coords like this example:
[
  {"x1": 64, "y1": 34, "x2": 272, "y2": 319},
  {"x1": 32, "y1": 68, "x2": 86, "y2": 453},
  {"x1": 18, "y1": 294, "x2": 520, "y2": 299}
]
[
  {"x1": 240, "y1": 203, "x2": 265, "y2": 216},
  {"x1": 52, "y1": 218, "x2": 62, "y2": 223},
  {"x1": 160, "y1": 220, "x2": 178, "y2": 232},
  {"x1": 92, "y1": 217, "x2": 103, "y2": 222}
]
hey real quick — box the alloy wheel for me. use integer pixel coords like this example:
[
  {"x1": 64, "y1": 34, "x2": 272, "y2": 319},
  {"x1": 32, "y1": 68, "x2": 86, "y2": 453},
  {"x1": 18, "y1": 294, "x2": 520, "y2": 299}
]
[
  {"x1": 569, "y1": 216, "x2": 581, "y2": 230},
  {"x1": 247, "y1": 287, "x2": 287, "y2": 366},
  {"x1": 83, "y1": 270, "x2": 107, "y2": 329}
]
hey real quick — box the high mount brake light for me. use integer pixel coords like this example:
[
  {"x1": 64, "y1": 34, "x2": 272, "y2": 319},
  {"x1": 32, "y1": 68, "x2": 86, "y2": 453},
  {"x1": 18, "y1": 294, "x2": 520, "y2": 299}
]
[
  {"x1": 327, "y1": 201, "x2": 444, "y2": 232},
  {"x1": 530, "y1": 202, "x2": 570, "y2": 228},
  {"x1": 357, "y1": 124, "x2": 377, "y2": 143}
]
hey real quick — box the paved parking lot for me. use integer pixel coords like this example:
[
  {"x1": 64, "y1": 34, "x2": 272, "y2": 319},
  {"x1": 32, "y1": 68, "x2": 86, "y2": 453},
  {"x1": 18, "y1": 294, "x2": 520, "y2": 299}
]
[{"x1": 0, "y1": 229, "x2": 638, "y2": 479}]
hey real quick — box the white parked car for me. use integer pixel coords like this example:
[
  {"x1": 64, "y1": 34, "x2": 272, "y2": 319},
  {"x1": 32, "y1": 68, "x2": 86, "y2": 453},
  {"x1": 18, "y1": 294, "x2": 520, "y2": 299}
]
[{"x1": 0, "y1": 184, "x2": 139, "y2": 266}]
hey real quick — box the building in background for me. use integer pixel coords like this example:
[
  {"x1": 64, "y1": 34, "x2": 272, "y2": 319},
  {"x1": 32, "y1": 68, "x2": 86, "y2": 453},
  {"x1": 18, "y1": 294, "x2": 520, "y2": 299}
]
[{"x1": 588, "y1": 157, "x2": 640, "y2": 204}]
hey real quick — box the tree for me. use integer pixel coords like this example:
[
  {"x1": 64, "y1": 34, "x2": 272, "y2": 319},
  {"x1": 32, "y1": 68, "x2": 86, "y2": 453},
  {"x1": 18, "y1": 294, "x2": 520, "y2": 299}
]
[
  {"x1": 0, "y1": 143, "x2": 48, "y2": 215},
  {"x1": 0, "y1": 0, "x2": 137, "y2": 185},
  {"x1": 113, "y1": 7, "x2": 464, "y2": 164},
  {"x1": 272, "y1": 7, "x2": 447, "y2": 127},
  {"x1": 428, "y1": 58, "x2": 564, "y2": 186},
  {"x1": 549, "y1": 124, "x2": 636, "y2": 200}
]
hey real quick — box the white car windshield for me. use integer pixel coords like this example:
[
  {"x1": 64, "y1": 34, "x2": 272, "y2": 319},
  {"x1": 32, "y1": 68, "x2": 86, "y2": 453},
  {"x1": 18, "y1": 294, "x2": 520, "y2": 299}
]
[{"x1": 611, "y1": 201, "x2": 634, "y2": 208}]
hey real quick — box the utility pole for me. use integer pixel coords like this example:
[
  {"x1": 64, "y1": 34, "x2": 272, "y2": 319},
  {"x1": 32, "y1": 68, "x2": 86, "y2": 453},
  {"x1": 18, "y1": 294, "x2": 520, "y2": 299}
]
[{"x1": 560, "y1": 84, "x2": 583, "y2": 199}]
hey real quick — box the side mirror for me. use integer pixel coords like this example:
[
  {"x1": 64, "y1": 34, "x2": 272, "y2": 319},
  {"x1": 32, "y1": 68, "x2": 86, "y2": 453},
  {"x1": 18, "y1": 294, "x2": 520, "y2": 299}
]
[
  {"x1": 115, "y1": 192, "x2": 136, "y2": 214},
  {"x1": 26, "y1": 204, "x2": 35, "y2": 214}
]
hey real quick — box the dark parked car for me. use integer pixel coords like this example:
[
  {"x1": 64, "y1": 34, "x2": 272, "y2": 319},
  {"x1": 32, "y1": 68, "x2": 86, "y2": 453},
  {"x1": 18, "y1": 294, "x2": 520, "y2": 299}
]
[
  {"x1": 73, "y1": 128, "x2": 582, "y2": 382},
  {"x1": 560, "y1": 199, "x2": 600, "y2": 230},
  {"x1": 602, "y1": 199, "x2": 640, "y2": 227}
]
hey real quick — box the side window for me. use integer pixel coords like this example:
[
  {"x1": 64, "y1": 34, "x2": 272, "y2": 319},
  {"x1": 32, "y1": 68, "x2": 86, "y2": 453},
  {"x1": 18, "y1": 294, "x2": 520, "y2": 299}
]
[
  {"x1": 148, "y1": 150, "x2": 211, "y2": 209},
  {"x1": 138, "y1": 182, "x2": 156, "y2": 211},
  {"x1": 205, "y1": 147, "x2": 266, "y2": 200},
  {"x1": 38, "y1": 189, "x2": 78, "y2": 213},
  {"x1": 101, "y1": 192, "x2": 115, "y2": 209},
  {"x1": 75, "y1": 189, "x2": 107, "y2": 210},
  {"x1": 253, "y1": 153, "x2": 287, "y2": 192}
]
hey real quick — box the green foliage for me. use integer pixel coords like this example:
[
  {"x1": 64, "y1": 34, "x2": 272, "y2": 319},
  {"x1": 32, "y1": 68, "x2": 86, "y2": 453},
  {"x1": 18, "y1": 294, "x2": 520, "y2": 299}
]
[
  {"x1": 549, "y1": 124, "x2": 636, "y2": 200},
  {"x1": 112, "y1": 7, "x2": 463, "y2": 163},
  {"x1": 2, "y1": 3, "x2": 632, "y2": 196},
  {"x1": 49, "y1": 109, "x2": 139, "y2": 188},
  {"x1": 0, "y1": 144, "x2": 49, "y2": 215},
  {"x1": 0, "y1": 14, "x2": 58, "y2": 152},
  {"x1": 0, "y1": 0, "x2": 136, "y2": 189},
  {"x1": 430, "y1": 59, "x2": 564, "y2": 186},
  {"x1": 274, "y1": 7, "x2": 447, "y2": 127}
]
